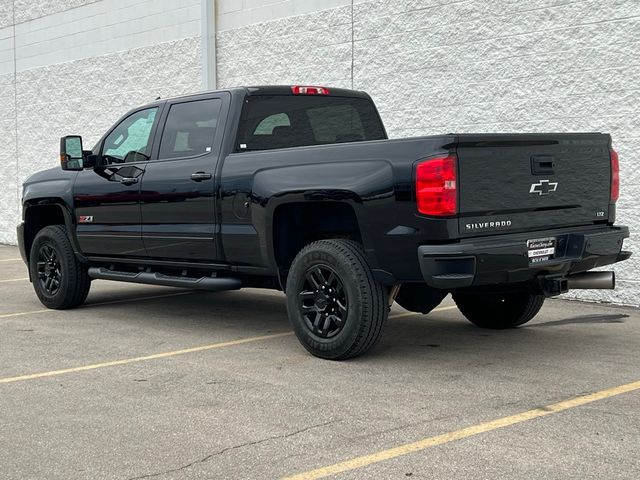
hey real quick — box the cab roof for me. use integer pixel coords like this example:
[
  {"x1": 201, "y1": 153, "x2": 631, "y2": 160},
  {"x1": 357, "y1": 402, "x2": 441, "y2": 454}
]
[
  {"x1": 242, "y1": 85, "x2": 371, "y2": 99},
  {"x1": 151, "y1": 85, "x2": 372, "y2": 105}
]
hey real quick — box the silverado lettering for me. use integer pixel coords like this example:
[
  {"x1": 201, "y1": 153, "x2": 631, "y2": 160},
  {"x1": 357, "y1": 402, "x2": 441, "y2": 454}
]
[{"x1": 465, "y1": 221, "x2": 512, "y2": 230}]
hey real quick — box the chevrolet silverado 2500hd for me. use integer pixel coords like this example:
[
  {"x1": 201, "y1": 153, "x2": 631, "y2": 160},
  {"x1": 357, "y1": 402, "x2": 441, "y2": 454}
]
[{"x1": 18, "y1": 85, "x2": 631, "y2": 359}]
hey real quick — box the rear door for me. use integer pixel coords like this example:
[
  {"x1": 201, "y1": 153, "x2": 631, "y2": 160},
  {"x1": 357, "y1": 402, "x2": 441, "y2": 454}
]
[
  {"x1": 456, "y1": 133, "x2": 611, "y2": 237},
  {"x1": 139, "y1": 93, "x2": 229, "y2": 261}
]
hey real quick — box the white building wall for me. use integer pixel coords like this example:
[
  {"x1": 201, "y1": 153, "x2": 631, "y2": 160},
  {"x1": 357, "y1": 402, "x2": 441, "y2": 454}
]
[
  {"x1": 356, "y1": 0, "x2": 640, "y2": 306},
  {"x1": 217, "y1": 3, "x2": 354, "y2": 89},
  {"x1": 0, "y1": 0, "x2": 18, "y2": 247},
  {"x1": 13, "y1": 0, "x2": 99, "y2": 24},
  {"x1": 0, "y1": 0, "x2": 638, "y2": 305},
  {"x1": 0, "y1": 0, "x2": 204, "y2": 246},
  {"x1": 216, "y1": 0, "x2": 639, "y2": 305}
]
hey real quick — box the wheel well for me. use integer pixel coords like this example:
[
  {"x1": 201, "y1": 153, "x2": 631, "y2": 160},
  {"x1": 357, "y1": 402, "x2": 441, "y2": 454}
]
[
  {"x1": 273, "y1": 202, "x2": 362, "y2": 271},
  {"x1": 24, "y1": 204, "x2": 66, "y2": 261}
]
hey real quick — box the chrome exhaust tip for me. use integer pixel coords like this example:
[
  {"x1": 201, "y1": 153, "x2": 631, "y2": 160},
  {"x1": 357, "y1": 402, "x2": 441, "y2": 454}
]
[{"x1": 567, "y1": 271, "x2": 615, "y2": 290}]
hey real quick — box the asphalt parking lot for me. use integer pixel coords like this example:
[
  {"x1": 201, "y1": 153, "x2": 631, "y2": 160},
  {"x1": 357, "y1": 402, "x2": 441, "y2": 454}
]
[{"x1": 0, "y1": 244, "x2": 638, "y2": 480}]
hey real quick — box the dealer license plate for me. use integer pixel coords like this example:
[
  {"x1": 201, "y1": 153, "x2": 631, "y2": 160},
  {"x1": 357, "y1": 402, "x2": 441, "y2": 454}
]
[{"x1": 527, "y1": 237, "x2": 556, "y2": 264}]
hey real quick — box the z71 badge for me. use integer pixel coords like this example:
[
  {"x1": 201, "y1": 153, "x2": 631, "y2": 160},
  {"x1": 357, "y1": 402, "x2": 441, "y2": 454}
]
[{"x1": 78, "y1": 216, "x2": 93, "y2": 223}]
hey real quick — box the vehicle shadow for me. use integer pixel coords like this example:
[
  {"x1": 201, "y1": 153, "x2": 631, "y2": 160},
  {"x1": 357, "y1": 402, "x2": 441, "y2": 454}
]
[
  {"x1": 78, "y1": 287, "x2": 634, "y2": 366},
  {"x1": 528, "y1": 313, "x2": 628, "y2": 327},
  {"x1": 371, "y1": 308, "x2": 635, "y2": 367},
  {"x1": 81, "y1": 287, "x2": 290, "y2": 331}
]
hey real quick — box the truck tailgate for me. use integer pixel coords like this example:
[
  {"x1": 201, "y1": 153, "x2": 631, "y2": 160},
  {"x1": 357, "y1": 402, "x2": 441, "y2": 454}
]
[{"x1": 456, "y1": 133, "x2": 612, "y2": 238}]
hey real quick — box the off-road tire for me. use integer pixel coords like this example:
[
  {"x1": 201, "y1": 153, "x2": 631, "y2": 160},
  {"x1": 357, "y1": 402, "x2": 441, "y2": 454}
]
[
  {"x1": 452, "y1": 291, "x2": 544, "y2": 329},
  {"x1": 29, "y1": 225, "x2": 91, "y2": 309},
  {"x1": 395, "y1": 283, "x2": 447, "y2": 314},
  {"x1": 286, "y1": 239, "x2": 387, "y2": 360}
]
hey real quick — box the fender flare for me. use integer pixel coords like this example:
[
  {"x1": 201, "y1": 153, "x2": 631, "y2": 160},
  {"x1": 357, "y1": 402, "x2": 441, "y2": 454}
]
[
  {"x1": 250, "y1": 160, "x2": 395, "y2": 273},
  {"x1": 22, "y1": 198, "x2": 86, "y2": 263}
]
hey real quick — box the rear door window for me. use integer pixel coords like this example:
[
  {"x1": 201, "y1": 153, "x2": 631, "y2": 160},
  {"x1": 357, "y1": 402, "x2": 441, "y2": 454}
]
[
  {"x1": 236, "y1": 95, "x2": 386, "y2": 152},
  {"x1": 159, "y1": 98, "x2": 222, "y2": 160}
]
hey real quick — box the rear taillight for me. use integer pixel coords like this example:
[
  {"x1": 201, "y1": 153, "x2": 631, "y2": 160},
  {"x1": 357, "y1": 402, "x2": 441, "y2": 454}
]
[
  {"x1": 415, "y1": 154, "x2": 458, "y2": 216},
  {"x1": 291, "y1": 85, "x2": 329, "y2": 95},
  {"x1": 610, "y1": 148, "x2": 619, "y2": 202}
]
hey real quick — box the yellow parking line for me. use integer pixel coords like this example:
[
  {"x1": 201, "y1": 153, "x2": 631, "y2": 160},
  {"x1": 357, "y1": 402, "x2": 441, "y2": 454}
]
[
  {"x1": 282, "y1": 380, "x2": 640, "y2": 480},
  {"x1": 86, "y1": 290, "x2": 194, "y2": 307},
  {"x1": 0, "y1": 277, "x2": 29, "y2": 283},
  {"x1": 0, "y1": 332, "x2": 293, "y2": 385},
  {"x1": 0, "y1": 258, "x2": 22, "y2": 262},
  {"x1": 0, "y1": 309, "x2": 51, "y2": 319},
  {"x1": 0, "y1": 293, "x2": 454, "y2": 321},
  {"x1": 0, "y1": 291, "x2": 195, "y2": 319},
  {"x1": 0, "y1": 296, "x2": 457, "y2": 381}
]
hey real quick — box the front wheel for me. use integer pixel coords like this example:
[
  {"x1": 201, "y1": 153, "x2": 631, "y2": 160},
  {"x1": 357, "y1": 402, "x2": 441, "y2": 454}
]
[
  {"x1": 29, "y1": 225, "x2": 91, "y2": 309},
  {"x1": 452, "y1": 291, "x2": 544, "y2": 329},
  {"x1": 286, "y1": 239, "x2": 388, "y2": 360}
]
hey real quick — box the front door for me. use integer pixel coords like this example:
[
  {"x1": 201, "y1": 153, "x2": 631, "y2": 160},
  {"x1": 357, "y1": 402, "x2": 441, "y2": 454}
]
[
  {"x1": 73, "y1": 106, "x2": 160, "y2": 256},
  {"x1": 139, "y1": 94, "x2": 228, "y2": 261}
]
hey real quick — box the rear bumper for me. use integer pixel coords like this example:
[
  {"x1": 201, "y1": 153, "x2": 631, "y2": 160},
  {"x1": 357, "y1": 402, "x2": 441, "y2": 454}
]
[
  {"x1": 418, "y1": 225, "x2": 630, "y2": 290},
  {"x1": 17, "y1": 223, "x2": 28, "y2": 264}
]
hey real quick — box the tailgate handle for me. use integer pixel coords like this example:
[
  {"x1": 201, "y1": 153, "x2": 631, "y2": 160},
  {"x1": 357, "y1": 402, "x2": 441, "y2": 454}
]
[{"x1": 531, "y1": 156, "x2": 555, "y2": 175}]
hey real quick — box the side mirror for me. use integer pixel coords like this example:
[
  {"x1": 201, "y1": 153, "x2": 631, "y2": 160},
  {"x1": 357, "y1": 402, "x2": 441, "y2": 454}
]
[
  {"x1": 83, "y1": 153, "x2": 102, "y2": 169},
  {"x1": 60, "y1": 135, "x2": 84, "y2": 171}
]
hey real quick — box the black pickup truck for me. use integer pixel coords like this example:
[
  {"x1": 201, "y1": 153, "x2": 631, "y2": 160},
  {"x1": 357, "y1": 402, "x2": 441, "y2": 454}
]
[{"x1": 18, "y1": 85, "x2": 630, "y2": 359}]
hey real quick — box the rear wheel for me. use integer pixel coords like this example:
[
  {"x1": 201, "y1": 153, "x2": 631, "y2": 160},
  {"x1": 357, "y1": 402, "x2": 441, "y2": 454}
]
[
  {"x1": 29, "y1": 225, "x2": 91, "y2": 309},
  {"x1": 452, "y1": 291, "x2": 544, "y2": 329},
  {"x1": 394, "y1": 283, "x2": 447, "y2": 314},
  {"x1": 286, "y1": 239, "x2": 387, "y2": 360}
]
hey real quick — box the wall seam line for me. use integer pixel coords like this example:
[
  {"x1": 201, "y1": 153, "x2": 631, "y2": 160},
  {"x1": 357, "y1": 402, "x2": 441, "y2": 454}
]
[
  {"x1": 350, "y1": 0, "x2": 354, "y2": 89},
  {"x1": 12, "y1": 0, "x2": 19, "y2": 214}
]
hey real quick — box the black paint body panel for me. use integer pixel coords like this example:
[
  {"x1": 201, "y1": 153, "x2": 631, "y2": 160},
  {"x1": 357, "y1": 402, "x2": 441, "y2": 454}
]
[
  {"x1": 138, "y1": 92, "x2": 231, "y2": 261},
  {"x1": 418, "y1": 225, "x2": 629, "y2": 289},
  {"x1": 18, "y1": 86, "x2": 629, "y2": 291},
  {"x1": 73, "y1": 165, "x2": 146, "y2": 256},
  {"x1": 218, "y1": 133, "x2": 456, "y2": 280},
  {"x1": 456, "y1": 133, "x2": 612, "y2": 237}
]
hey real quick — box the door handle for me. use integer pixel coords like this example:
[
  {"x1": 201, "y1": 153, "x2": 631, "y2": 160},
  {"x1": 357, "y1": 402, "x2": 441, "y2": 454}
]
[
  {"x1": 120, "y1": 177, "x2": 139, "y2": 185},
  {"x1": 191, "y1": 172, "x2": 212, "y2": 182}
]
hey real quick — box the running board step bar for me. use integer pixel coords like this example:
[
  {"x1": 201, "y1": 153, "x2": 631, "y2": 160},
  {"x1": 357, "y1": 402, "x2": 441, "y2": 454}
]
[{"x1": 88, "y1": 267, "x2": 241, "y2": 291}]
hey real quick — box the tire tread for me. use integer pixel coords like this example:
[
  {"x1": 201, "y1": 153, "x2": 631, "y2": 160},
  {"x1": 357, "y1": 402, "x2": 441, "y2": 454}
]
[
  {"x1": 287, "y1": 239, "x2": 387, "y2": 360},
  {"x1": 452, "y1": 291, "x2": 544, "y2": 329},
  {"x1": 30, "y1": 225, "x2": 91, "y2": 309}
]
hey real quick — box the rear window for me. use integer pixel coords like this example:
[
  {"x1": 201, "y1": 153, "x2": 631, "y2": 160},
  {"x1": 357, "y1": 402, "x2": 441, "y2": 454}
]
[{"x1": 235, "y1": 95, "x2": 386, "y2": 152}]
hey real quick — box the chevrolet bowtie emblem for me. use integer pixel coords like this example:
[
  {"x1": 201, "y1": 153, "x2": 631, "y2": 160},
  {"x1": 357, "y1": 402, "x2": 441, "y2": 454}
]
[{"x1": 529, "y1": 179, "x2": 558, "y2": 196}]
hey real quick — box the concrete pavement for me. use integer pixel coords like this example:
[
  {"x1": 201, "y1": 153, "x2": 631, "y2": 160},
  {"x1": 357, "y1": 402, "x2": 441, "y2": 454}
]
[{"x1": 0, "y1": 244, "x2": 638, "y2": 479}]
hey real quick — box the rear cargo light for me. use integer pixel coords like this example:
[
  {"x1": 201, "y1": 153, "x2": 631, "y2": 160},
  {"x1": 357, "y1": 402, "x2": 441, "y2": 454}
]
[
  {"x1": 610, "y1": 148, "x2": 619, "y2": 202},
  {"x1": 291, "y1": 85, "x2": 329, "y2": 95},
  {"x1": 415, "y1": 154, "x2": 458, "y2": 216}
]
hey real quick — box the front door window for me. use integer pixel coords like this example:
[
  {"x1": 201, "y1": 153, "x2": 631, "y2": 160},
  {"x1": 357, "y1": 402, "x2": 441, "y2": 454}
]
[{"x1": 102, "y1": 107, "x2": 158, "y2": 164}]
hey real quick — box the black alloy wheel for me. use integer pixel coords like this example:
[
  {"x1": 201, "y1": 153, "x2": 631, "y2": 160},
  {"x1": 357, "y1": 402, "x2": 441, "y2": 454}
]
[
  {"x1": 286, "y1": 239, "x2": 388, "y2": 360},
  {"x1": 298, "y1": 265, "x2": 348, "y2": 339},
  {"x1": 36, "y1": 243, "x2": 62, "y2": 295},
  {"x1": 29, "y1": 225, "x2": 91, "y2": 309}
]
